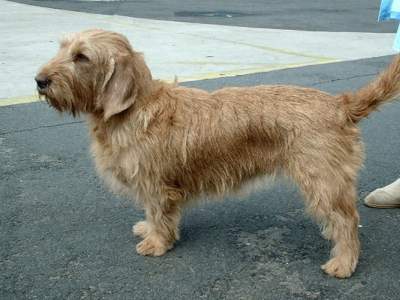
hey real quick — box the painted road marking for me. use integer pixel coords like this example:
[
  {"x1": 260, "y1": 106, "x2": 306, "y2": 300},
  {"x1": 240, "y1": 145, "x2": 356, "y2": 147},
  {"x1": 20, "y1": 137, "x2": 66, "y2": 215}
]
[
  {"x1": 0, "y1": 59, "x2": 338, "y2": 107},
  {"x1": 0, "y1": 0, "x2": 396, "y2": 107},
  {"x1": 0, "y1": 95, "x2": 40, "y2": 107}
]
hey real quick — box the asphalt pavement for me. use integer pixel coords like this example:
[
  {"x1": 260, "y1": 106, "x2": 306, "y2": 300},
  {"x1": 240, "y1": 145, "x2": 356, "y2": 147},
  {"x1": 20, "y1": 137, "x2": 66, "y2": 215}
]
[
  {"x1": 10, "y1": 0, "x2": 399, "y2": 32},
  {"x1": 1, "y1": 1, "x2": 400, "y2": 299}
]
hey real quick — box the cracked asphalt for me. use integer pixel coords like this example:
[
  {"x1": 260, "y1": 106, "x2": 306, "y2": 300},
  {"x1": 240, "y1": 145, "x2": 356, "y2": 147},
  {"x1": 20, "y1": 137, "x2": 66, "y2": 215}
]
[{"x1": 1, "y1": 1, "x2": 400, "y2": 299}]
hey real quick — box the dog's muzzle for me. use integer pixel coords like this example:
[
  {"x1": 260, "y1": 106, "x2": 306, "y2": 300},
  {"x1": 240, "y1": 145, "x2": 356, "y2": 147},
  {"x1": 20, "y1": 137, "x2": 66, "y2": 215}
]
[{"x1": 35, "y1": 74, "x2": 51, "y2": 92}]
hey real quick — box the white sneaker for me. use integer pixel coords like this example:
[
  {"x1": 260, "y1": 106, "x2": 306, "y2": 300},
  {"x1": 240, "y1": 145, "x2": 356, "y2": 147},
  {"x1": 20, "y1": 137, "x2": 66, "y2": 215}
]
[{"x1": 364, "y1": 178, "x2": 400, "y2": 208}]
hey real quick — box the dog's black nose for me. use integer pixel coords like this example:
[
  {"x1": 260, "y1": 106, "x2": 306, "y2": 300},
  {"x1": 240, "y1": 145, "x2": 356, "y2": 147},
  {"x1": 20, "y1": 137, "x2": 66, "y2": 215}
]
[{"x1": 35, "y1": 75, "x2": 51, "y2": 89}]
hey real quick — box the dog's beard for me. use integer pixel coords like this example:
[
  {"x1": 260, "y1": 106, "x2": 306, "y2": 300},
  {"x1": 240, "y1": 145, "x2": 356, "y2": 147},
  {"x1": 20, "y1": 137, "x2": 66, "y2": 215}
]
[{"x1": 38, "y1": 85, "x2": 80, "y2": 116}]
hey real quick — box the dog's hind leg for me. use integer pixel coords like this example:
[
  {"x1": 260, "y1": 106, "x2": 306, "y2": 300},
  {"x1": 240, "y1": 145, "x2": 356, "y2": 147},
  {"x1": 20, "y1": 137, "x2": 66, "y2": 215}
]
[
  {"x1": 134, "y1": 187, "x2": 183, "y2": 256},
  {"x1": 319, "y1": 186, "x2": 360, "y2": 279},
  {"x1": 291, "y1": 165, "x2": 360, "y2": 278}
]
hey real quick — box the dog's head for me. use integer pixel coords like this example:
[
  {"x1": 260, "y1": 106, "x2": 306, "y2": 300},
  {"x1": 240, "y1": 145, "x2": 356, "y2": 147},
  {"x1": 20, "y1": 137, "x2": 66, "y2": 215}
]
[{"x1": 35, "y1": 29, "x2": 152, "y2": 120}]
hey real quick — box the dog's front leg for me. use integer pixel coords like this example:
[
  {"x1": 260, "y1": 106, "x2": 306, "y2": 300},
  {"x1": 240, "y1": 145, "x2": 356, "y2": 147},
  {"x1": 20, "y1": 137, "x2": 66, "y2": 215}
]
[{"x1": 133, "y1": 191, "x2": 182, "y2": 256}]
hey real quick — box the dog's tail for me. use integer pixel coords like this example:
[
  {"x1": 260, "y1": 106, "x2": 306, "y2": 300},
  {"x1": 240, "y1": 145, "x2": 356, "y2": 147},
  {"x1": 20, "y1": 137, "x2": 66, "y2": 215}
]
[{"x1": 341, "y1": 55, "x2": 400, "y2": 123}]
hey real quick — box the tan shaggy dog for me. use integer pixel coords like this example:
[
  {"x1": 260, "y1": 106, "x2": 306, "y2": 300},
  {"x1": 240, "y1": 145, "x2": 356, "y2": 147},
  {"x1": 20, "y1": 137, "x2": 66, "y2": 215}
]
[{"x1": 35, "y1": 29, "x2": 400, "y2": 278}]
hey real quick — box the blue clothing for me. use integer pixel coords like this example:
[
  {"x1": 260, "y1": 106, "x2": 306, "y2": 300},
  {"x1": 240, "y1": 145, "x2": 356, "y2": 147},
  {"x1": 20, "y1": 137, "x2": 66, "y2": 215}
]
[
  {"x1": 379, "y1": 0, "x2": 400, "y2": 50},
  {"x1": 379, "y1": 0, "x2": 400, "y2": 20}
]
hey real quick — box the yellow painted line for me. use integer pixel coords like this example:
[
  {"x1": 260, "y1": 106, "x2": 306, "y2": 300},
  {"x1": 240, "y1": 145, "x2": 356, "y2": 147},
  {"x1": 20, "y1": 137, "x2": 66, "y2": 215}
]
[
  {"x1": 0, "y1": 95, "x2": 40, "y2": 107},
  {"x1": 0, "y1": 59, "x2": 339, "y2": 107},
  {"x1": 0, "y1": 7, "x2": 339, "y2": 107},
  {"x1": 178, "y1": 58, "x2": 339, "y2": 82}
]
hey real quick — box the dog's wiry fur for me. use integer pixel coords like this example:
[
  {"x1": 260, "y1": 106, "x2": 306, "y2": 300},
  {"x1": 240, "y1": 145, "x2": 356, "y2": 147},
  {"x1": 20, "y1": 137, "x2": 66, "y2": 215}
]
[{"x1": 36, "y1": 29, "x2": 400, "y2": 278}]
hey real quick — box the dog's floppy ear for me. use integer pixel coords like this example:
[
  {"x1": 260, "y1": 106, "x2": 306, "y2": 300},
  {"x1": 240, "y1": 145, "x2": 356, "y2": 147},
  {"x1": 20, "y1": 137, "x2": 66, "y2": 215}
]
[{"x1": 99, "y1": 54, "x2": 137, "y2": 121}]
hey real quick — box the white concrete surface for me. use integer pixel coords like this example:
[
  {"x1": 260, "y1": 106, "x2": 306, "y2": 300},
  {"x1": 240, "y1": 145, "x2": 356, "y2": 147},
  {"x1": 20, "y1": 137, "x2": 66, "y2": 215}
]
[{"x1": 0, "y1": 0, "x2": 396, "y2": 104}]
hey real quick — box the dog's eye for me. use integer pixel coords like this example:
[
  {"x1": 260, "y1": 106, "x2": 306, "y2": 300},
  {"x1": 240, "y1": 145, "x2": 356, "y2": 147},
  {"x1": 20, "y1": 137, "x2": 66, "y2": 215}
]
[{"x1": 74, "y1": 53, "x2": 90, "y2": 63}]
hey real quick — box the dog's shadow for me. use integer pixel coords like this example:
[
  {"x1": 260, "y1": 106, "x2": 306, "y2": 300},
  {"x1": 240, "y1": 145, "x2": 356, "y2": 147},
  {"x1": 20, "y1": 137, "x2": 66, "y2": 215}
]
[{"x1": 174, "y1": 186, "x2": 329, "y2": 268}]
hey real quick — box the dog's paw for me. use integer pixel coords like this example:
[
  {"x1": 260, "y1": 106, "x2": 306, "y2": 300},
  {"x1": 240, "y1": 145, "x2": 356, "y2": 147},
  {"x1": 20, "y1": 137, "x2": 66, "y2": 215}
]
[
  {"x1": 136, "y1": 236, "x2": 171, "y2": 256},
  {"x1": 132, "y1": 221, "x2": 150, "y2": 238},
  {"x1": 321, "y1": 257, "x2": 356, "y2": 278}
]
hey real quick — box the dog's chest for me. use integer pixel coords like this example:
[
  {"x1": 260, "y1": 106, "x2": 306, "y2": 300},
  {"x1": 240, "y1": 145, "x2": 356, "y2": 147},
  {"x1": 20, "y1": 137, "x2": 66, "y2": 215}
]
[{"x1": 91, "y1": 138, "x2": 142, "y2": 194}]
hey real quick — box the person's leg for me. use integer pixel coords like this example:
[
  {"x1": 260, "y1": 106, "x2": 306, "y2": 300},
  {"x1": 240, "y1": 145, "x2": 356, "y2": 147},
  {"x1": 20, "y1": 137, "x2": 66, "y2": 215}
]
[{"x1": 364, "y1": 178, "x2": 400, "y2": 208}]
